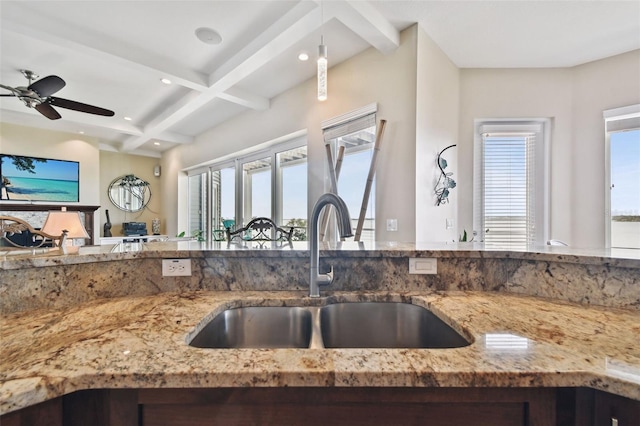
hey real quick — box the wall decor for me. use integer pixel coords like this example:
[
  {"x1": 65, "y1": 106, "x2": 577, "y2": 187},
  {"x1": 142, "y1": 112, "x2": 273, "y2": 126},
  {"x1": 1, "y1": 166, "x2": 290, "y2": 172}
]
[
  {"x1": 434, "y1": 144, "x2": 456, "y2": 206},
  {"x1": 0, "y1": 154, "x2": 79, "y2": 202},
  {"x1": 108, "y1": 174, "x2": 151, "y2": 213}
]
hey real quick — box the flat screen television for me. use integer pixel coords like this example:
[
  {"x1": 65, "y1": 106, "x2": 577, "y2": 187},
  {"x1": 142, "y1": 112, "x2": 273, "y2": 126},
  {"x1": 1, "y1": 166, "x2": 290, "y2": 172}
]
[{"x1": 0, "y1": 154, "x2": 79, "y2": 202}]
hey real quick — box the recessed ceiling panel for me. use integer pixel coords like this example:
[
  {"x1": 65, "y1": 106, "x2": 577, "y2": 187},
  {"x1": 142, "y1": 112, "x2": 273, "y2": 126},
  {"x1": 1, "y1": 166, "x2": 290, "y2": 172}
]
[{"x1": 169, "y1": 97, "x2": 248, "y2": 137}]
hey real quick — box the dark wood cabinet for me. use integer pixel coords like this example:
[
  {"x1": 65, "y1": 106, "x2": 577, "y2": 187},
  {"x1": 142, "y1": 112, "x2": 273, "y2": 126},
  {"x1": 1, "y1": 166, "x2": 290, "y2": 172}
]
[
  {"x1": 2, "y1": 387, "x2": 638, "y2": 426},
  {"x1": 0, "y1": 387, "x2": 556, "y2": 426},
  {"x1": 0, "y1": 397, "x2": 62, "y2": 426},
  {"x1": 138, "y1": 387, "x2": 554, "y2": 426},
  {"x1": 594, "y1": 390, "x2": 640, "y2": 426},
  {"x1": 561, "y1": 388, "x2": 640, "y2": 426}
]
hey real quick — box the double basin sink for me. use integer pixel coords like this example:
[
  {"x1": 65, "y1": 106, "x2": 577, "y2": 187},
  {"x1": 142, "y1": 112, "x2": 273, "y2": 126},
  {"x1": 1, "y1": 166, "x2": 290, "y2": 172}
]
[{"x1": 188, "y1": 302, "x2": 470, "y2": 349}]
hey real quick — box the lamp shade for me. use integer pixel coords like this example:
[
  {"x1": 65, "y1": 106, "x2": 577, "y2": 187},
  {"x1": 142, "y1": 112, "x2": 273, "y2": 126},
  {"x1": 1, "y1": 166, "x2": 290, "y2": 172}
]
[{"x1": 41, "y1": 211, "x2": 90, "y2": 240}]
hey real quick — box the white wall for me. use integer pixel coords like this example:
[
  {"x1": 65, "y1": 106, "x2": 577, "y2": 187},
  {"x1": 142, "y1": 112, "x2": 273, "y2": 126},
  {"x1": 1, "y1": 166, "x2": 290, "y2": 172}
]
[
  {"x1": 162, "y1": 25, "x2": 420, "y2": 241},
  {"x1": 571, "y1": 50, "x2": 640, "y2": 247},
  {"x1": 415, "y1": 27, "x2": 460, "y2": 242},
  {"x1": 458, "y1": 68, "x2": 574, "y2": 244},
  {"x1": 0, "y1": 122, "x2": 102, "y2": 241},
  {"x1": 458, "y1": 50, "x2": 640, "y2": 248}
]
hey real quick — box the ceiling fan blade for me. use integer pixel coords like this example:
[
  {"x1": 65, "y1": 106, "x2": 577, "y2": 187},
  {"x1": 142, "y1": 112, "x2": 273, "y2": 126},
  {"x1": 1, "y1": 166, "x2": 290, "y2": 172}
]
[
  {"x1": 49, "y1": 97, "x2": 115, "y2": 117},
  {"x1": 28, "y1": 75, "x2": 66, "y2": 97},
  {"x1": 0, "y1": 94, "x2": 17, "y2": 97},
  {"x1": 0, "y1": 83, "x2": 21, "y2": 96},
  {"x1": 35, "y1": 103, "x2": 62, "y2": 120}
]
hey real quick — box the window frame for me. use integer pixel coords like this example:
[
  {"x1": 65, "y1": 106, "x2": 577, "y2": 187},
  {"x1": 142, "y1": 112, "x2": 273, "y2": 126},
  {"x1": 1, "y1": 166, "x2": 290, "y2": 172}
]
[
  {"x1": 321, "y1": 103, "x2": 378, "y2": 243},
  {"x1": 603, "y1": 104, "x2": 640, "y2": 248},
  {"x1": 186, "y1": 134, "x2": 308, "y2": 242},
  {"x1": 473, "y1": 118, "x2": 550, "y2": 247}
]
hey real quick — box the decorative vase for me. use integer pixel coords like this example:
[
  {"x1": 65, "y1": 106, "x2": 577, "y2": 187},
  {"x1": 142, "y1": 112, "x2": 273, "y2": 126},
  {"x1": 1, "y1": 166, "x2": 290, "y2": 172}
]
[{"x1": 152, "y1": 218, "x2": 160, "y2": 235}]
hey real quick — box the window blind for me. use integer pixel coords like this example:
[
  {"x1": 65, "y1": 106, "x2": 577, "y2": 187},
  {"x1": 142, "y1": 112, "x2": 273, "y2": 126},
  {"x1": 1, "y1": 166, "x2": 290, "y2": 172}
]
[
  {"x1": 322, "y1": 112, "x2": 377, "y2": 142},
  {"x1": 604, "y1": 104, "x2": 640, "y2": 133},
  {"x1": 481, "y1": 134, "x2": 536, "y2": 248},
  {"x1": 475, "y1": 120, "x2": 547, "y2": 249}
]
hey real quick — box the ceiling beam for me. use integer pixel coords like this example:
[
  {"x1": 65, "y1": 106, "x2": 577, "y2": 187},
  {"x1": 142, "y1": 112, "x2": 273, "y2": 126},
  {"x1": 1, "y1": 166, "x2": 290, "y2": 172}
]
[
  {"x1": 155, "y1": 131, "x2": 193, "y2": 145},
  {"x1": 121, "y1": 2, "x2": 322, "y2": 152},
  {"x1": 333, "y1": 1, "x2": 400, "y2": 55},
  {"x1": 218, "y1": 87, "x2": 270, "y2": 111},
  {"x1": 2, "y1": 19, "x2": 209, "y2": 91},
  {"x1": 2, "y1": 9, "x2": 273, "y2": 112},
  {"x1": 0, "y1": 103, "x2": 142, "y2": 135}
]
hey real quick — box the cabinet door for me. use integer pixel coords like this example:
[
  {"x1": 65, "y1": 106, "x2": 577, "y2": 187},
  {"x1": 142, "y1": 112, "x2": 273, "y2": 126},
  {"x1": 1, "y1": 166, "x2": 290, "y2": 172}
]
[{"x1": 595, "y1": 391, "x2": 640, "y2": 426}]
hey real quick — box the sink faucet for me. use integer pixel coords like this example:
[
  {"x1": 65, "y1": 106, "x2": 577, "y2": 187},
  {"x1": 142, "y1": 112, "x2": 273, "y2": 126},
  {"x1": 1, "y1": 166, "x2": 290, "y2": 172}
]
[{"x1": 309, "y1": 193, "x2": 353, "y2": 298}]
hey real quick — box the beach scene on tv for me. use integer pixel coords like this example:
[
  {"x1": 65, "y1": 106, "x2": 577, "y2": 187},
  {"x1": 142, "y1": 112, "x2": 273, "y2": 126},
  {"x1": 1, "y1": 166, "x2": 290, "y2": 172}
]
[{"x1": 0, "y1": 155, "x2": 79, "y2": 202}]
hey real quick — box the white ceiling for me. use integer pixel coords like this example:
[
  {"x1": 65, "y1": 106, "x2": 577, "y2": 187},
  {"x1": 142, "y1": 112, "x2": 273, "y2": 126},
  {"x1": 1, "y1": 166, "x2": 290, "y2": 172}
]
[{"x1": 1, "y1": 1, "x2": 638, "y2": 157}]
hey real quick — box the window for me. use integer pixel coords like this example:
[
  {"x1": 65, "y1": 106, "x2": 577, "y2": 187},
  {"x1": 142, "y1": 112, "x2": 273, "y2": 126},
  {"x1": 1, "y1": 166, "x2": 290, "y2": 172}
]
[
  {"x1": 241, "y1": 156, "x2": 272, "y2": 222},
  {"x1": 604, "y1": 104, "x2": 640, "y2": 249},
  {"x1": 322, "y1": 104, "x2": 377, "y2": 244},
  {"x1": 187, "y1": 173, "x2": 207, "y2": 239},
  {"x1": 473, "y1": 120, "x2": 549, "y2": 248},
  {"x1": 278, "y1": 146, "x2": 308, "y2": 240},
  {"x1": 187, "y1": 135, "x2": 307, "y2": 242},
  {"x1": 211, "y1": 164, "x2": 235, "y2": 238}
]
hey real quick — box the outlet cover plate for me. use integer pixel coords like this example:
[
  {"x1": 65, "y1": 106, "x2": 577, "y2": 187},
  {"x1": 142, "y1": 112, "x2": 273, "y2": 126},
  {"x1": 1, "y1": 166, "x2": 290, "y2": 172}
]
[
  {"x1": 162, "y1": 259, "x2": 192, "y2": 276},
  {"x1": 409, "y1": 258, "x2": 437, "y2": 274}
]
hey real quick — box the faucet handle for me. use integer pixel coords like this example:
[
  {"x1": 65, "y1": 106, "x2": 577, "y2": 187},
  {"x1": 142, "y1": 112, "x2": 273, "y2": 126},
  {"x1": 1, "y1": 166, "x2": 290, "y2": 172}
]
[
  {"x1": 319, "y1": 265, "x2": 334, "y2": 287},
  {"x1": 326, "y1": 265, "x2": 334, "y2": 284}
]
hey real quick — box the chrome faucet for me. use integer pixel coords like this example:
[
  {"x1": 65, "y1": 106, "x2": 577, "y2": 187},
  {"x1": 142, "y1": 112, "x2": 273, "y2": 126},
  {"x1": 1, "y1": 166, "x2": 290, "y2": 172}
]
[{"x1": 309, "y1": 193, "x2": 353, "y2": 298}]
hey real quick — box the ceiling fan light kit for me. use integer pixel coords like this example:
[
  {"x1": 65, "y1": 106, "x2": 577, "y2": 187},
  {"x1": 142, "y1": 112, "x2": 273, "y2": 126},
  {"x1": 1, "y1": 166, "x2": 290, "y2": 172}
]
[{"x1": 0, "y1": 69, "x2": 115, "y2": 120}]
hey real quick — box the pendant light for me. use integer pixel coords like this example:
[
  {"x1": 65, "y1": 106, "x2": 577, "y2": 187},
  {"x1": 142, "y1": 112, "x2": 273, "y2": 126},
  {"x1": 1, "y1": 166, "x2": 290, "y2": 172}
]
[
  {"x1": 317, "y1": 1, "x2": 327, "y2": 101},
  {"x1": 317, "y1": 37, "x2": 327, "y2": 101}
]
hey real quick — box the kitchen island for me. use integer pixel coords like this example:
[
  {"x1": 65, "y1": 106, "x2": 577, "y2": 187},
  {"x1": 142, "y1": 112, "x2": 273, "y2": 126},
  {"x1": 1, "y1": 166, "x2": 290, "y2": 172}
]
[{"x1": 1, "y1": 242, "x2": 639, "y2": 424}]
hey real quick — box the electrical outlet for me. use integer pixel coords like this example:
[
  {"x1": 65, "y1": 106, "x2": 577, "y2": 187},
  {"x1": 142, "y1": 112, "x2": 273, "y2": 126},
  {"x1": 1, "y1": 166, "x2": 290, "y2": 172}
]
[
  {"x1": 409, "y1": 258, "x2": 437, "y2": 274},
  {"x1": 386, "y1": 219, "x2": 398, "y2": 231},
  {"x1": 162, "y1": 259, "x2": 192, "y2": 276}
]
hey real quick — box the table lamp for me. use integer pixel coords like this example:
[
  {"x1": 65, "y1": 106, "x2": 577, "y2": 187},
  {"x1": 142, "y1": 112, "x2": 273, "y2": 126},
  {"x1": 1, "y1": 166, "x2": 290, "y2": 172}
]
[{"x1": 41, "y1": 210, "x2": 90, "y2": 252}]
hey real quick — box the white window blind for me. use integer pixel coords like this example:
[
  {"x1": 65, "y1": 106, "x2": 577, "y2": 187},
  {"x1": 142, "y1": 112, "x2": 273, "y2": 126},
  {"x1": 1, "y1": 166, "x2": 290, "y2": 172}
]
[
  {"x1": 482, "y1": 134, "x2": 534, "y2": 247},
  {"x1": 322, "y1": 113, "x2": 377, "y2": 142},
  {"x1": 604, "y1": 103, "x2": 640, "y2": 133},
  {"x1": 474, "y1": 121, "x2": 548, "y2": 248}
]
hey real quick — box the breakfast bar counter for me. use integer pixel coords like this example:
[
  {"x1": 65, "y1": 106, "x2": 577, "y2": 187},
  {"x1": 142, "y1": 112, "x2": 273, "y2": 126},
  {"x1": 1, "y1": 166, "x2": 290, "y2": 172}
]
[
  {"x1": 1, "y1": 242, "x2": 639, "y2": 423},
  {"x1": 2, "y1": 290, "x2": 639, "y2": 415}
]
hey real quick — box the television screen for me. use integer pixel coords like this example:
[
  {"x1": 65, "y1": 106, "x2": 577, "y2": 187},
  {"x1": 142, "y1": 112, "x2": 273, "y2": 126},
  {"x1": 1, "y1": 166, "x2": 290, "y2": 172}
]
[{"x1": 0, "y1": 154, "x2": 79, "y2": 202}]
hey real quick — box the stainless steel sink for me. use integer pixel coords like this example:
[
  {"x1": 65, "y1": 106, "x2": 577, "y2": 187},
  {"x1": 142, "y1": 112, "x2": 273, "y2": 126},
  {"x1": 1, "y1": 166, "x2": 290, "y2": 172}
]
[
  {"x1": 319, "y1": 302, "x2": 469, "y2": 349},
  {"x1": 189, "y1": 307, "x2": 312, "y2": 349},
  {"x1": 188, "y1": 302, "x2": 469, "y2": 349}
]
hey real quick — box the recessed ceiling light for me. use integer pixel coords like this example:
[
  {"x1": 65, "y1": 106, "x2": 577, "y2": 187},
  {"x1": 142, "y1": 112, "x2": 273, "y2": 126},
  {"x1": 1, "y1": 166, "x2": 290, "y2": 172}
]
[
  {"x1": 124, "y1": 116, "x2": 132, "y2": 121},
  {"x1": 298, "y1": 52, "x2": 309, "y2": 61},
  {"x1": 195, "y1": 27, "x2": 222, "y2": 45},
  {"x1": 154, "y1": 142, "x2": 160, "y2": 146},
  {"x1": 78, "y1": 131, "x2": 85, "y2": 134},
  {"x1": 160, "y1": 78, "x2": 172, "y2": 85}
]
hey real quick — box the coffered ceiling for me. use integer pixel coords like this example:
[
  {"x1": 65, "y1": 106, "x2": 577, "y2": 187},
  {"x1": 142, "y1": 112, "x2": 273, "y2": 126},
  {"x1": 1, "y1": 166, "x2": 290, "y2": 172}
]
[{"x1": 1, "y1": 1, "x2": 638, "y2": 157}]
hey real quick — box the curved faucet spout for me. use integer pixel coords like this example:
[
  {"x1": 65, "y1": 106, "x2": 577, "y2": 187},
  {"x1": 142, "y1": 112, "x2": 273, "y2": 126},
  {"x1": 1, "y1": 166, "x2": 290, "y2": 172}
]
[{"x1": 309, "y1": 193, "x2": 353, "y2": 298}]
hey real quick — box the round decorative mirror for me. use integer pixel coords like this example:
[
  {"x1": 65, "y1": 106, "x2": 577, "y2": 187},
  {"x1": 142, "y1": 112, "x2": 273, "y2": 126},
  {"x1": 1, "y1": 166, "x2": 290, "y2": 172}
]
[{"x1": 108, "y1": 174, "x2": 151, "y2": 212}]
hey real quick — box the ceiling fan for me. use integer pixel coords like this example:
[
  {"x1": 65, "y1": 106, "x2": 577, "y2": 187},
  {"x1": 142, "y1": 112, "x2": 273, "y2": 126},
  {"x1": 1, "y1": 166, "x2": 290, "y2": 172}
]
[{"x1": 0, "y1": 69, "x2": 115, "y2": 120}]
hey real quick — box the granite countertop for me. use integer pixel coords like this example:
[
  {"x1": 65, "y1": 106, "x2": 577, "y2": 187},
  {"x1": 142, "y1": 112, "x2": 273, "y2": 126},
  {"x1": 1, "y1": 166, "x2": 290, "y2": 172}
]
[
  {"x1": 2, "y1": 240, "x2": 640, "y2": 270},
  {"x1": 2, "y1": 290, "x2": 639, "y2": 415}
]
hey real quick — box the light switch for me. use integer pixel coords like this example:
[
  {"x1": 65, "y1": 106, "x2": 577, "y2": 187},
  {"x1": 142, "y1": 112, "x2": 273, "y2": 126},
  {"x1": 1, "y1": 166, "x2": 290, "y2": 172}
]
[{"x1": 409, "y1": 258, "x2": 437, "y2": 274}]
